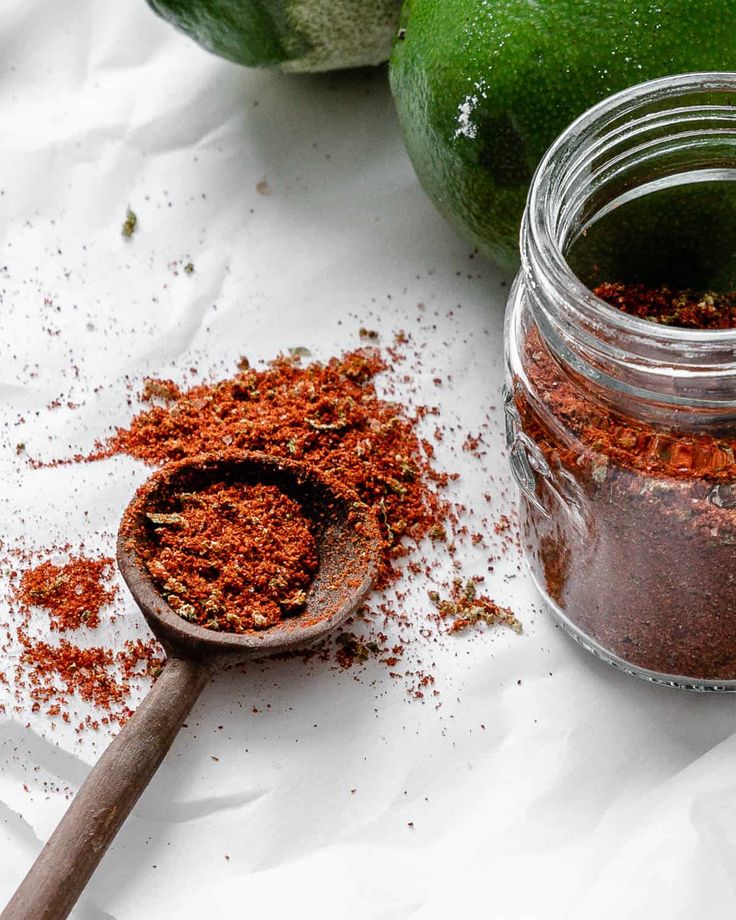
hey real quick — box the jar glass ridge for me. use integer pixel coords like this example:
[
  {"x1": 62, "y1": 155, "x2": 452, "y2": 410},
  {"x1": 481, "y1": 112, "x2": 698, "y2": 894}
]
[{"x1": 505, "y1": 72, "x2": 736, "y2": 690}]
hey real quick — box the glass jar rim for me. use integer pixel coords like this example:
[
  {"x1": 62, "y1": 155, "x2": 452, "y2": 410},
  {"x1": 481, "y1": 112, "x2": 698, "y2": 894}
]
[{"x1": 525, "y1": 71, "x2": 736, "y2": 353}]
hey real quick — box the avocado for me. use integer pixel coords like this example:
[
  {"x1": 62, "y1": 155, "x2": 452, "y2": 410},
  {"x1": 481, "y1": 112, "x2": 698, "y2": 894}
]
[
  {"x1": 148, "y1": 0, "x2": 402, "y2": 72},
  {"x1": 389, "y1": 0, "x2": 736, "y2": 270}
]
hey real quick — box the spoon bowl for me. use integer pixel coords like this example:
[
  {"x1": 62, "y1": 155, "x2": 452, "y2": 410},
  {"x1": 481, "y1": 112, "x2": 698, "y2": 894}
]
[
  {"x1": 118, "y1": 450, "x2": 381, "y2": 660},
  {"x1": 3, "y1": 451, "x2": 381, "y2": 920}
]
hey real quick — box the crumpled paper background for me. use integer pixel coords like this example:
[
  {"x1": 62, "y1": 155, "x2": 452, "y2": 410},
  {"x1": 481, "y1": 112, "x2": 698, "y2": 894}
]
[{"x1": 1, "y1": 3, "x2": 736, "y2": 918}]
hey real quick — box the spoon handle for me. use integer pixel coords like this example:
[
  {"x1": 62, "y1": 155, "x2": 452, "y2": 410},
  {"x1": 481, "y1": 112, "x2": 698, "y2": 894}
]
[{"x1": 1, "y1": 655, "x2": 210, "y2": 920}]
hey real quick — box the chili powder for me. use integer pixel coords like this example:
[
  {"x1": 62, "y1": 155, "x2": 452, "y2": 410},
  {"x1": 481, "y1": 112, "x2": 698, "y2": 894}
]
[
  {"x1": 140, "y1": 481, "x2": 319, "y2": 632},
  {"x1": 16, "y1": 555, "x2": 117, "y2": 631},
  {"x1": 7, "y1": 552, "x2": 164, "y2": 728}
]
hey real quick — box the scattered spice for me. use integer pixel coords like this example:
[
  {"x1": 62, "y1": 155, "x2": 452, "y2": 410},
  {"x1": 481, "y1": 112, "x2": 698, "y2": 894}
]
[
  {"x1": 6, "y1": 552, "x2": 164, "y2": 727},
  {"x1": 516, "y1": 283, "x2": 736, "y2": 679},
  {"x1": 140, "y1": 481, "x2": 318, "y2": 632},
  {"x1": 429, "y1": 579, "x2": 521, "y2": 634},
  {"x1": 16, "y1": 555, "x2": 117, "y2": 631},
  {"x1": 20, "y1": 636, "x2": 125, "y2": 711},
  {"x1": 335, "y1": 631, "x2": 381, "y2": 667},
  {"x1": 17, "y1": 631, "x2": 163, "y2": 727},
  {"x1": 121, "y1": 207, "x2": 137, "y2": 239}
]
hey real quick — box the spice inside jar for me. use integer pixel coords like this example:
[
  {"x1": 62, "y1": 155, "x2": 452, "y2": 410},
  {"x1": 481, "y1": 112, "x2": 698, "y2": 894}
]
[
  {"x1": 139, "y1": 480, "x2": 319, "y2": 632},
  {"x1": 516, "y1": 292, "x2": 736, "y2": 679},
  {"x1": 505, "y1": 74, "x2": 736, "y2": 689}
]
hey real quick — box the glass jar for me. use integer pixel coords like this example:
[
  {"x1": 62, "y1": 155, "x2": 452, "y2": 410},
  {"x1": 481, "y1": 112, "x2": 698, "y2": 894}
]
[{"x1": 504, "y1": 73, "x2": 736, "y2": 690}]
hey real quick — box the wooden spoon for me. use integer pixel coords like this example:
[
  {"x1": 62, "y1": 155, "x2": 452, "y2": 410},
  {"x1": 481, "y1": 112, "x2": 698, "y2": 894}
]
[{"x1": 2, "y1": 451, "x2": 381, "y2": 920}]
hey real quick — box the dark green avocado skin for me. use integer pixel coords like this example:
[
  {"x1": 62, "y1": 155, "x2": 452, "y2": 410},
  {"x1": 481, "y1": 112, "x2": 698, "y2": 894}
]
[
  {"x1": 147, "y1": 0, "x2": 296, "y2": 68},
  {"x1": 147, "y1": 0, "x2": 402, "y2": 72},
  {"x1": 390, "y1": 0, "x2": 736, "y2": 270}
]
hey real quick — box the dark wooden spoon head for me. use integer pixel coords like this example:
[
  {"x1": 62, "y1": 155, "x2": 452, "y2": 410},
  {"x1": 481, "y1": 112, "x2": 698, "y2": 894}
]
[{"x1": 117, "y1": 451, "x2": 382, "y2": 664}]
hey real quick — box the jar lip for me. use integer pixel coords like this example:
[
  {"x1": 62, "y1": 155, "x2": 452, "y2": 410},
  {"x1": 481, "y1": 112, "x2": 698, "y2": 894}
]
[{"x1": 527, "y1": 71, "x2": 736, "y2": 351}]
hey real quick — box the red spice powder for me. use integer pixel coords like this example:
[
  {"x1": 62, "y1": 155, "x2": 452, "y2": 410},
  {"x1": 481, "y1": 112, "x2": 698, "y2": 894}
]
[
  {"x1": 141, "y1": 481, "x2": 319, "y2": 632},
  {"x1": 19, "y1": 633, "x2": 125, "y2": 711},
  {"x1": 117, "y1": 638, "x2": 165, "y2": 682},
  {"x1": 17, "y1": 631, "x2": 164, "y2": 727},
  {"x1": 7, "y1": 553, "x2": 164, "y2": 728},
  {"x1": 16, "y1": 555, "x2": 117, "y2": 631}
]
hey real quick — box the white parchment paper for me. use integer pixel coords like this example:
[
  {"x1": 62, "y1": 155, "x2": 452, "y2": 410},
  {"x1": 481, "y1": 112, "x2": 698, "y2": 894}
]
[{"x1": 1, "y1": 3, "x2": 736, "y2": 918}]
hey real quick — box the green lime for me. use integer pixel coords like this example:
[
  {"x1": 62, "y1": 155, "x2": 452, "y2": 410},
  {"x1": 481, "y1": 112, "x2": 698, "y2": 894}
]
[
  {"x1": 389, "y1": 1, "x2": 736, "y2": 270},
  {"x1": 148, "y1": 0, "x2": 401, "y2": 72}
]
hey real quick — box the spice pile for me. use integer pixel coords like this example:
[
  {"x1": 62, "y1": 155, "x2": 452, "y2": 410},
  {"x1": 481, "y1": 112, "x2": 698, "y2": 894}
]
[
  {"x1": 87, "y1": 349, "x2": 450, "y2": 586},
  {"x1": 141, "y1": 481, "x2": 318, "y2": 631},
  {"x1": 517, "y1": 283, "x2": 736, "y2": 679}
]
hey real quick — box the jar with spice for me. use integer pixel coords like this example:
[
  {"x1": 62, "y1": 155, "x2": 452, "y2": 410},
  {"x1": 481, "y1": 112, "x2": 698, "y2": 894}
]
[{"x1": 504, "y1": 73, "x2": 736, "y2": 689}]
